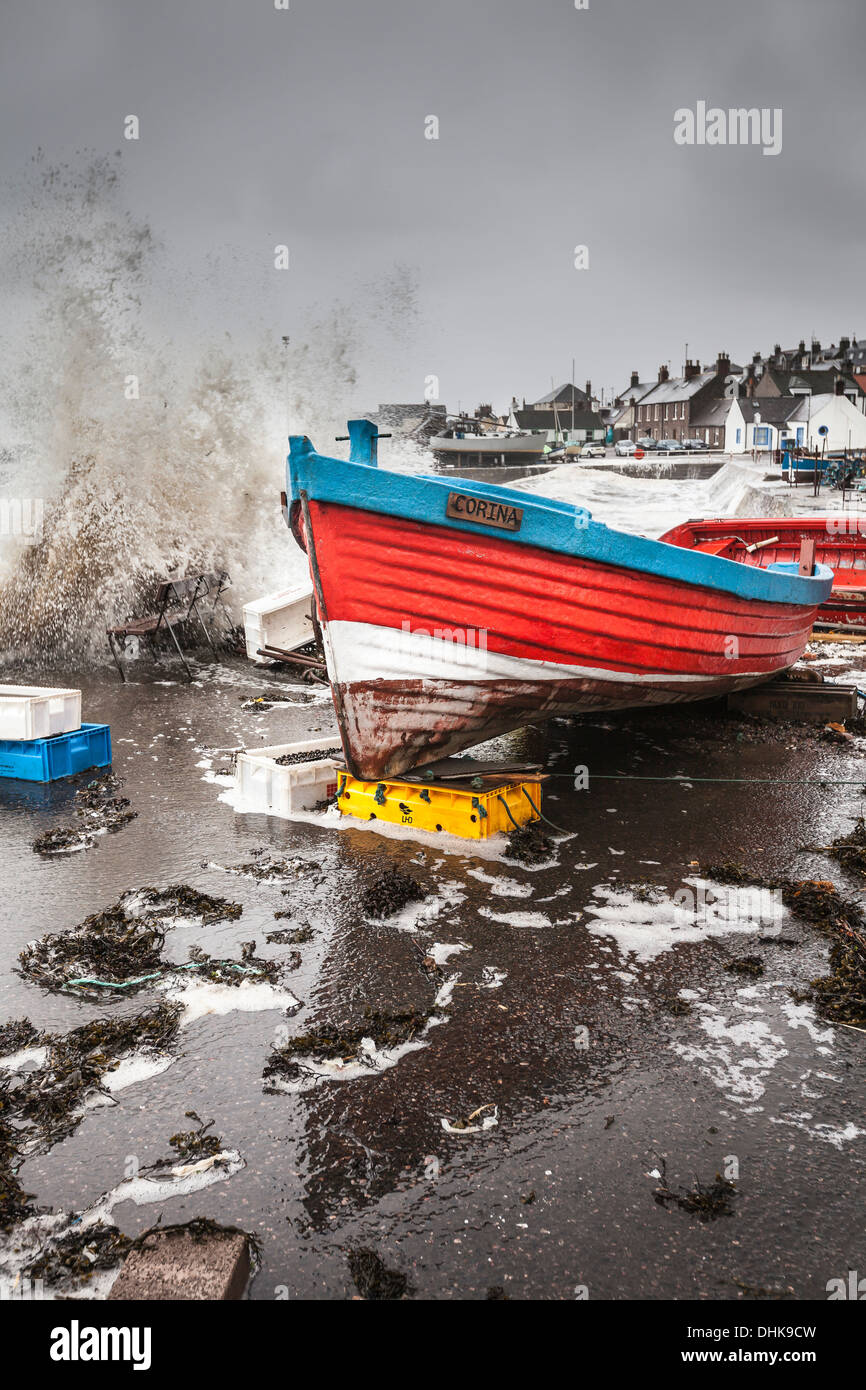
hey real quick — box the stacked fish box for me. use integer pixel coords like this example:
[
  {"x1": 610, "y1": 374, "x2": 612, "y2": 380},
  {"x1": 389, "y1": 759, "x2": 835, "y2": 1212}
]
[{"x1": 0, "y1": 685, "x2": 112, "y2": 782}]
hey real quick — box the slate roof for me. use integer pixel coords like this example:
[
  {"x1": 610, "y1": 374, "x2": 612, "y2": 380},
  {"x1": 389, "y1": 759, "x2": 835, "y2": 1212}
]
[
  {"x1": 514, "y1": 408, "x2": 603, "y2": 432},
  {"x1": 638, "y1": 372, "x2": 716, "y2": 406},
  {"x1": 530, "y1": 383, "x2": 588, "y2": 406}
]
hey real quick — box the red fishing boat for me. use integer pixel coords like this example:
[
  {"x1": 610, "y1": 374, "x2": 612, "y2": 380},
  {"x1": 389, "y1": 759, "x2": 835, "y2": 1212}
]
[
  {"x1": 660, "y1": 516, "x2": 866, "y2": 630},
  {"x1": 285, "y1": 422, "x2": 834, "y2": 780}
]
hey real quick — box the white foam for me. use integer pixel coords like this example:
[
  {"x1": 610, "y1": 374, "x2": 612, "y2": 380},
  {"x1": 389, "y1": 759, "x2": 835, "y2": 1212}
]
[
  {"x1": 162, "y1": 975, "x2": 300, "y2": 1024},
  {"x1": 584, "y1": 877, "x2": 787, "y2": 963},
  {"x1": 428, "y1": 942, "x2": 469, "y2": 965}
]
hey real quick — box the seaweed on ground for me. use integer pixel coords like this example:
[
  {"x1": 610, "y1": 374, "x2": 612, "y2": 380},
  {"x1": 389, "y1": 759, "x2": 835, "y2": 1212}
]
[
  {"x1": 701, "y1": 861, "x2": 866, "y2": 1026},
  {"x1": 347, "y1": 1247, "x2": 413, "y2": 1300},
  {"x1": 266, "y1": 925, "x2": 313, "y2": 945},
  {"x1": 504, "y1": 823, "x2": 554, "y2": 864},
  {"x1": 0, "y1": 1004, "x2": 183, "y2": 1233},
  {"x1": 0, "y1": 1154, "x2": 41, "y2": 1232},
  {"x1": 795, "y1": 938, "x2": 866, "y2": 1027},
  {"x1": 184, "y1": 942, "x2": 280, "y2": 987},
  {"x1": 725, "y1": 955, "x2": 765, "y2": 977},
  {"x1": 18, "y1": 905, "x2": 166, "y2": 994},
  {"x1": 24, "y1": 1223, "x2": 132, "y2": 1284},
  {"x1": 32, "y1": 774, "x2": 137, "y2": 855},
  {"x1": 653, "y1": 1163, "x2": 736, "y2": 1222},
  {"x1": 17, "y1": 886, "x2": 244, "y2": 996},
  {"x1": 661, "y1": 995, "x2": 692, "y2": 1016},
  {"x1": 129, "y1": 885, "x2": 243, "y2": 924},
  {"x1": 824, "y1": 817, "x2": 866, "y2": 880},
  {"x1": 357, "y1": 866, "x2": 425, "y2": 919},
  {"x1": 263, "y1": 1007, "x2": 432, "y2": 1082},
  {"x1": 0, "y1": 1018, "x2": 44, "y2": 1056}
]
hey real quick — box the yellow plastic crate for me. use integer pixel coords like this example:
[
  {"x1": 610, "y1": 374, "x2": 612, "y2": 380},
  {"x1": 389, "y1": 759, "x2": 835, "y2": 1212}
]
[{"x1": 335, "y1": 771, "x2": 542, "y2": 839}]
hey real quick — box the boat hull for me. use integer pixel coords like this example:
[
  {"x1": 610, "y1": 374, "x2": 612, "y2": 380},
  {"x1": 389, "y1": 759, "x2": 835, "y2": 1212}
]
[
  {"x1": 430, "y1": 433, "x2": 547, "y2": 457},
  {"x1": 302, "y1": 498, "x2": 823, "y2": 779},
  {"x1": 660, "y1": 516, "x2": 866, "y2": 630}
]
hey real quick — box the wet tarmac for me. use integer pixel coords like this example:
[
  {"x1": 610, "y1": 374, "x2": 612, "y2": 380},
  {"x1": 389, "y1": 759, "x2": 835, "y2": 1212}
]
[{"x1": 1, "y1": 654, "x2": 864, "y2": 1301}]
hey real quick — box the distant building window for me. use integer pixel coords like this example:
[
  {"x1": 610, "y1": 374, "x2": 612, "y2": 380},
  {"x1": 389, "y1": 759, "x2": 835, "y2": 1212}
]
[
  {"x1": 755, "y1": 426, "x2": 770, "y2": 446},
  {"x1": 735, "y1": 428, "x2": 742, "y2": 443}
]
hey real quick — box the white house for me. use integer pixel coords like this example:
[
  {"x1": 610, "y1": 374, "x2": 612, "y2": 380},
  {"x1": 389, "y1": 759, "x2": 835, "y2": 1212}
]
[{"x1": 745, "y1": 393, "x2": 866, "y2": 453}]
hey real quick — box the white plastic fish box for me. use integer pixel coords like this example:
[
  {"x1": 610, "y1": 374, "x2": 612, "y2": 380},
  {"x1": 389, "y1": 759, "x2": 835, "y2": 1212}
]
[
  {"x1": 235, "y1": 737, "x2": 341, "y2": 817},
  {"x1": 242, "y1": 581, "x2": 315, "y2": 664},
  {"x1": 0, "y1": 685, "x2": 82, "y2": 741}
]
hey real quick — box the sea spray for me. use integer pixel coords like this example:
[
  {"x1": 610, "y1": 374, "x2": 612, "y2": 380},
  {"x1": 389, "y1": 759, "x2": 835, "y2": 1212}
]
[{"x1": 0, "y1": 154, "x2": 413, "y2": 664}]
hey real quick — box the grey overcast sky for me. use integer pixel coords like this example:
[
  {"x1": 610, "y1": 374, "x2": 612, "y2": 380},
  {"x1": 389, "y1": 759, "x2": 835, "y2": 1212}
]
[{"x1": 2, "y1": 0, "x2": 865, "y2": 415}]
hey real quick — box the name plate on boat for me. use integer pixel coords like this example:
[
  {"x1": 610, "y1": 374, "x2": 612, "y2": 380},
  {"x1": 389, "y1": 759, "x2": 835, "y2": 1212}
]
[{"x1": 446, "y1": 491, "x2": 523, "y2": 532}]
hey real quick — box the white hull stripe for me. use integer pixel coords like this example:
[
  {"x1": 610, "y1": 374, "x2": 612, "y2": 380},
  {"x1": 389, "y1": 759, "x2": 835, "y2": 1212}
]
[{"x1": 324, "y1": 619, "x2": 772, "y2": 689}]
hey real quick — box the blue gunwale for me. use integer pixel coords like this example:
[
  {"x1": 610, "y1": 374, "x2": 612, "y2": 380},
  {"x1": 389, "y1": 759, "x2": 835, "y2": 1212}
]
[{"x1": 288, "y1": 427, "x2": 834, "y2": 610}]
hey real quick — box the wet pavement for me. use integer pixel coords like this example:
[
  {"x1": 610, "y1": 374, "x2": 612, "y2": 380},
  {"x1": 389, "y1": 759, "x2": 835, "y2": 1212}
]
[{"x1": 1, "y1": 654, "x2": 864, "y2": 1301}]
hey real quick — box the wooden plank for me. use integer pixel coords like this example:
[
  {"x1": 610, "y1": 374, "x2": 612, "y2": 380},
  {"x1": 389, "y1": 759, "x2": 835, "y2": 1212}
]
[{"x1": 728, "y1": 681, "x2": 858, "y2": 721}]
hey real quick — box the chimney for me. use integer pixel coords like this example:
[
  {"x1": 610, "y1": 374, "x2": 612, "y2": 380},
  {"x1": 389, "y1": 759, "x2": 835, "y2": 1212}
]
[
  {"x1": 684, "y1": 358, "x2": 701, "y2": 381},
  {"x1": 715, "y1": 351, "x2": 731, "y2": 377},
  {"x1": 630, "y1": 370, "x2": 640, "y2": 389},
  {"x1": 812, "y1": 338, "x2": 821, "y2": 354},
  {"x1": 585, "y1": 380, "x2": 592, "y2": 400},
  {"x1": 835, "y1": 377, "x2": 846, "y2": 395},
  {"x1": 773, "y1": 343, "x2": 781, "y2": 356},
  {"x1": 657, "y1": 364, "x2": 669, "y2": 383},
  {"x1": 840, "y1": 335, "x2": 851, "y2": 355},
  {"x1": 752, "y1": 351, "x2": 761, "y2": 364}
]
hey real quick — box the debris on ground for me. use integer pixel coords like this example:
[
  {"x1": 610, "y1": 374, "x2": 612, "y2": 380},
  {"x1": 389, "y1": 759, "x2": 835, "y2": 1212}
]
[
  {"x1": 19, "y1": 906, "x2": 167, "y2": 995},
  {"x1": 795, "y1": 939, "x2": 866, "y2": 1027},
  {"x1": 0, "y1": 1002, "x2": 183, "y2": 1218},
  {"x1": 504, "y1": 822, "x2": 554, "y2": 864},
  {"x1": 23, "y1": 1223, "x2": 132, "y2": 1285},
  {"x1": 357, "y1": 866, "x2": 425, "y2": 919},
  {"x1": 825, "y1": 817, "x2": 866, "y2": 879},
  {"x1": 32, "y1": 773, "x2": 137, "y2": 856},
  {"x1": 441, "y1": 1102, "x2": 499, "y2": 1134},
  {"x1": 701, "y1": 862, "x2": 866, "y2": 1025},
  {"x1": 129, "y1": 885, "x2": 243, "y2": 924},
  {"x1": 17, "y1": 887, "x2": 244, "y2": 996},
  {"x1": 263, "y1": 1007, "x2": 432, "y2": 1083},
  {"x1": 266, "y1": 925, "x2": 314, "y2": 945},
  {"x1": 724, "y1": 955, "x2": 765, "y2": 977},
  {"x1": 224, "y1": 855, "x2": 301, "y2": 881},
  {"x1": 0, "y1": 1017, "x2": 44, "y2": 1056},
  {"x1": 662, "y1": 995, "x2": 692, "y2": 1016},
  {"x1": 347, "y1": 1247, "x2": 413, "y2": 1300},
  {"x1": 653, "y1": 1162, "x2": 736, "y2": 1221}
]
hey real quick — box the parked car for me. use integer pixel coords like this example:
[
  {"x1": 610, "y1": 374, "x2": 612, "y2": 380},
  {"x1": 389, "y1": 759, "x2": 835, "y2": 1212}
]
[
  {"x1": 580, "y1": 442, "x2": 606, "y2": 458},
  {"x1": 614, "y1": 439, "x2": 637, "y2": 456},
  {"x1": 636, "y1": 437, "x2": 658, "y2": 451},
  {"x1": 656, "y1": 439, "x2": 686, "y2": 453},
  {"x1": 683, "y1": 437, "x2": 708, "y2": 451}
]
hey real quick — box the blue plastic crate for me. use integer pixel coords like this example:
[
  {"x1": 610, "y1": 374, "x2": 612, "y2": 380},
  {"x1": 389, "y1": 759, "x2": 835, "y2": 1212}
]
[{"x1": 0, "y1": 723, "x2": 112, "y2": 783}]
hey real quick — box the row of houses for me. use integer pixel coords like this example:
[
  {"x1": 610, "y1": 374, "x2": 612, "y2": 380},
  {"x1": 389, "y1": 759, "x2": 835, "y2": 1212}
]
[{"x1": 610, "y1": 338, "x2": 866, "y2": 453}]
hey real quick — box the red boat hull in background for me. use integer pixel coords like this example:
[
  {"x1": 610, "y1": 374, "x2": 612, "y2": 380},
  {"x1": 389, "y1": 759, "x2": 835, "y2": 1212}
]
[{"x1": 660, "y1": 517, "x2": 866, "y2": 630}]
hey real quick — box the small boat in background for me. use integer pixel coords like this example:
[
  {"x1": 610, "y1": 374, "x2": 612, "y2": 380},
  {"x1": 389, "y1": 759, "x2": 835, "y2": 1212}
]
[
  {"x1": 285, "y1": 421, "x2": 833, "y2": 780},
  {"x1": 660, "y1": 515, "x2": 866, "y2": 630},
  {"x1": 429, "y1": 420, "x2": 547, "y2": 461}
]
